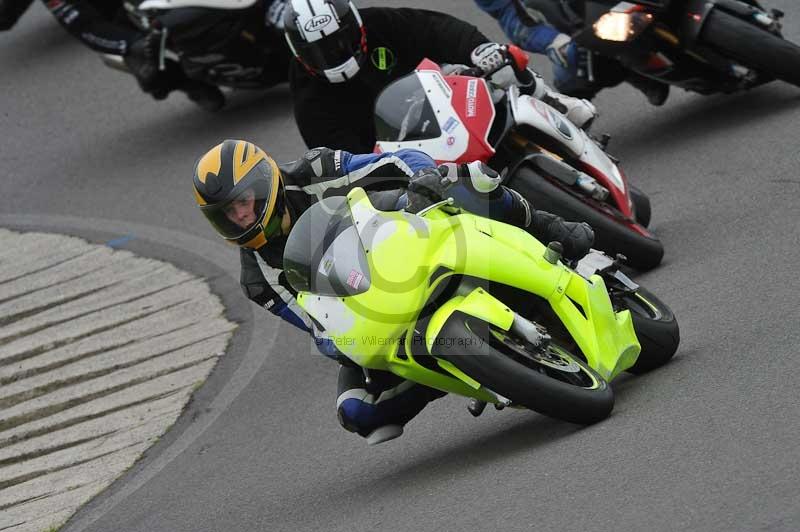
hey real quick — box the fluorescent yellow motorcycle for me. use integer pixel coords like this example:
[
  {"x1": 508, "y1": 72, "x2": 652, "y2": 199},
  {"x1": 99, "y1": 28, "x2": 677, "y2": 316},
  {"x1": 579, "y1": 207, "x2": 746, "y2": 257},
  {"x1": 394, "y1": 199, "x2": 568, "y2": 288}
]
[{"x1": 284, "y1": 188, "x2": 679, "y2": 424}]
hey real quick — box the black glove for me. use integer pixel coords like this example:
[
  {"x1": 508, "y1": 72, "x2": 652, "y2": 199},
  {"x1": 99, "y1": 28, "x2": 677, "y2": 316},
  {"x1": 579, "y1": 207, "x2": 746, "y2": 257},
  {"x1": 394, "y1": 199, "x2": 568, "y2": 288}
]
[
  {"x1": 407, "y1": 162, "x2": 504, "y2": 212},
  {"x1": 124, "y1": 30, "x2": 170, "y2": 97},
  {"x1": 406, "y1": 165, "x2": 458, "y2": 212}
]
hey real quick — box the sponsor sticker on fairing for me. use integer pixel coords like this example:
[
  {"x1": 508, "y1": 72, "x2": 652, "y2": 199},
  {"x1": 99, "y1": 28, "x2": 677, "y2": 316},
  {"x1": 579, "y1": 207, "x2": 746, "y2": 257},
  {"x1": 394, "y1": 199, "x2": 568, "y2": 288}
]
[
  {"x1": 443, "y1": 116, "x2": 460, "y2": 133},
  {"x1": 466, "y1": 79, "x2": 479, "y2": 118},
  {"x1": 431, "y1": 72, "x2": 451, "y2": 97},
  {"x1": 347, "y1": 269, "x2": 364, "y2": 289}
]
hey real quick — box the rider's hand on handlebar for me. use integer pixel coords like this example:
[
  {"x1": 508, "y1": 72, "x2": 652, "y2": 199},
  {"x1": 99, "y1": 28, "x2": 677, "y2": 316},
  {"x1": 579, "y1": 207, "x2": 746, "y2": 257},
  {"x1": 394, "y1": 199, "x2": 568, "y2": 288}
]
[
  {"x1": 407, "y1": 166, "x2": 458, "y2": 211},
  {"x1": 470, "y1": 43, "x2": 508, "y2": 75},
  {"x1": 470, "y1": 42, "x2": 533, "y2": 88},
  {"x1": 406, "y1": 162, "x2": 502, "y2": 213}
]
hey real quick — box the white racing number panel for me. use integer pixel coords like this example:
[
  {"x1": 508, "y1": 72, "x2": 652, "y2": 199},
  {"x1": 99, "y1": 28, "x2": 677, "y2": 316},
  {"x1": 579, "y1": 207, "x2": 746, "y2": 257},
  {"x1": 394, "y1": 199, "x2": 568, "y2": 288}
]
[{"x1": 0, "y1": 229, "x2": 236, "y2": 532}]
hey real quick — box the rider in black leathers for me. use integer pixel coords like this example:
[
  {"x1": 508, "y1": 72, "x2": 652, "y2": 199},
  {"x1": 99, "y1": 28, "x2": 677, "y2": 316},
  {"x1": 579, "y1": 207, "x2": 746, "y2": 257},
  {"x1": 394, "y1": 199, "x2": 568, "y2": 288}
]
[
  {"x1": 2, "y1": 0, "x2": 287, "y2": 110},
  {"x1": 284, "y1": 0, "x2": 597, "y2": 153}
]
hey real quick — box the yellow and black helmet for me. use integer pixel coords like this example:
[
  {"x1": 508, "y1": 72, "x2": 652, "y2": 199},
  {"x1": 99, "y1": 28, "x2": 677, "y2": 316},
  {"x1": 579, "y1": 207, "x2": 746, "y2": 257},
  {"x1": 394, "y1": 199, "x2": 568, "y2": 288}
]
[{"x1": 192, "y1": 139, "x2": 284, "y2": 249}]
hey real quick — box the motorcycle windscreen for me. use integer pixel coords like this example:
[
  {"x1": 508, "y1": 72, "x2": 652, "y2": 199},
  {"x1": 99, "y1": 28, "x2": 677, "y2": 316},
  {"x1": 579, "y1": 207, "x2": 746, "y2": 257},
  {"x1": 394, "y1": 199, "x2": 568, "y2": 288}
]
[
  {"x1": 283, "y1": 196, "x2": 371, "y2": 297},
  {"x1": 374, "y1": 74, "x2": 442, "y2": 142}
]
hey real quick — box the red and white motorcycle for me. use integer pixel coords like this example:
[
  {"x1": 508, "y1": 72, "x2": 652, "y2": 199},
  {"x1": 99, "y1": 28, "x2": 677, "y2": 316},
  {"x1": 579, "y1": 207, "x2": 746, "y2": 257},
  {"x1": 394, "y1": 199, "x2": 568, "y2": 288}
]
[{"x1": 373, "y1": 48, "x2": 663, "y2": 270}]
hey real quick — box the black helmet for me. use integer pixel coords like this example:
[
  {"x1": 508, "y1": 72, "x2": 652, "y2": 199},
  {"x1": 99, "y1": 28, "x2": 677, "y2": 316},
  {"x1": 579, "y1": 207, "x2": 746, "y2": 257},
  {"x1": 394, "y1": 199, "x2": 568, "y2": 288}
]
[
  {"x1": 193, "y1": 139, "x2": 285, "y2": 249},
  {"x1": 284, "y1": 0, "x2": 366, "y2": 83}
]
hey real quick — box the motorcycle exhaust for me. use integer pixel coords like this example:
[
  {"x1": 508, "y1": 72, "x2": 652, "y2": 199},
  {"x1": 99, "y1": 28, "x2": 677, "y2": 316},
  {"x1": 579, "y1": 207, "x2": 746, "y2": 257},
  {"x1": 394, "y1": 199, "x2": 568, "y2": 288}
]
[{"x1": 528, "y1": 154, "x2": 609, "y2": 202}]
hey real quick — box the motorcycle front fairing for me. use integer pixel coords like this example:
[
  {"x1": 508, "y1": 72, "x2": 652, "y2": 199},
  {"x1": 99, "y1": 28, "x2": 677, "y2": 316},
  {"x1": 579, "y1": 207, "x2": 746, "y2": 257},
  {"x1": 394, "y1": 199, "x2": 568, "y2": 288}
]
[
  {"x1": 374, "y1": 61, "x2": 497, "y2": 163},
  {"x1": 291, "y1": 189, "x2": 640, "y2": 387}
]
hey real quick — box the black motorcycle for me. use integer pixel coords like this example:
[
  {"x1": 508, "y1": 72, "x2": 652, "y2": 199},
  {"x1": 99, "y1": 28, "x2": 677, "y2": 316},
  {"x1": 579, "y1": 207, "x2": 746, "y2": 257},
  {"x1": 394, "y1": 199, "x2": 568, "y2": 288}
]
[
  {"x1": 103, "y1": 0, "x2": 289, "y2": 107},
  {"x1": 517, "y1": 0, "x2": 800, "y2": 98}
]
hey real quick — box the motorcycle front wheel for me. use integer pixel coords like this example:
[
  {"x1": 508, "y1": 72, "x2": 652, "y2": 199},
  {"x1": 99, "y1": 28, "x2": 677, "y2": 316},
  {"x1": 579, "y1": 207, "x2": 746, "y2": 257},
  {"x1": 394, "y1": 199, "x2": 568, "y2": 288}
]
[
  {"x1": 612, "y1": 287, "x2": 680, "y2": 374},
  {"x1": 507, "y1": 166, "x2": 664, "y2": 270},
  {"x1": 433, "y1": 313, "x2": 614, "y2": 424}
]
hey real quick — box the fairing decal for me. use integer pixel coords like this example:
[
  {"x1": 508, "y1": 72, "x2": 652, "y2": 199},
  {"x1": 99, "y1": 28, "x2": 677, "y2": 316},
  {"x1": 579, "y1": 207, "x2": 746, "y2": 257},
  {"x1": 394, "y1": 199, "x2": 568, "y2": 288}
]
[{"x1": 514, "y1": 93, "x2": 633, "y2": 216}]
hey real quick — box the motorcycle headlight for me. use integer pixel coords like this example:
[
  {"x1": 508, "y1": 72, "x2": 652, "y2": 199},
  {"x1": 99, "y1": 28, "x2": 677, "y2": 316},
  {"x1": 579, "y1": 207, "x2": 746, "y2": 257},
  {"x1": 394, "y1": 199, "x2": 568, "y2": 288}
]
[{"x1": 593, "y1": 11, "x2": 654, "y2": 42}]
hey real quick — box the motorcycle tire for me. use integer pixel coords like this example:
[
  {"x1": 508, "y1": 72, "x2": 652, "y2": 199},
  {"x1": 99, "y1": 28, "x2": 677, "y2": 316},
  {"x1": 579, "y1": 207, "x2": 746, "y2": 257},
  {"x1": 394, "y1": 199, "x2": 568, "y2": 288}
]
[
  {"x1": 630, "y1": 185, "x2": 652, "y2": 228},
  {"x1": 507, "y1": 166, "x2": 664, "y2": 271},
  {"x1": 613, "y1": 287, "x2": 680, "y2": 374},
  {"x1": 433, "y1": 312, "x2": 614, "y2": 425},
  {"x1": 701, "y1": 9, "x2": 800, "y2": 87}
]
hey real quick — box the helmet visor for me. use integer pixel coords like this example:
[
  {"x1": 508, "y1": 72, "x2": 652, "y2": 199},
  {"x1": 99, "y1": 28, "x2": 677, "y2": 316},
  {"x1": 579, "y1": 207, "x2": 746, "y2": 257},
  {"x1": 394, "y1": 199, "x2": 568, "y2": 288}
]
[{"x1": 201, "y1": 179, "x2": 273, "y2": 240}]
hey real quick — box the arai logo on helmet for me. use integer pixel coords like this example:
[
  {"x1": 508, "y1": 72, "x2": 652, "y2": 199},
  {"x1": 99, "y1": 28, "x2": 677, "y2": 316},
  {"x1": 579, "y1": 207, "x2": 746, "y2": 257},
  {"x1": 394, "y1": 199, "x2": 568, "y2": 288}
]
[{"x1": 304, "y1": 14, "x2": 332, "y2": 32}]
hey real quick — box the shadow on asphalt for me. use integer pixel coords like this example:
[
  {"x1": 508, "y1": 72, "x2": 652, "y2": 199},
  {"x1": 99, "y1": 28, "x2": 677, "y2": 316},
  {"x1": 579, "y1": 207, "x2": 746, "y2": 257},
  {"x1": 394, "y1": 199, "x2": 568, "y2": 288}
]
[
  {"x1": 0, "y1": 16, "x2": 74, "y2": 68},
  {"x1": 613, "y1": 85, "x2": 800, "y2": 153},
  {"x1": 610, "y1": 353, "x2": 695, "y2": 396},
  {"x1": 107, "y1": 85, "x2": 294, "y2": 146}
]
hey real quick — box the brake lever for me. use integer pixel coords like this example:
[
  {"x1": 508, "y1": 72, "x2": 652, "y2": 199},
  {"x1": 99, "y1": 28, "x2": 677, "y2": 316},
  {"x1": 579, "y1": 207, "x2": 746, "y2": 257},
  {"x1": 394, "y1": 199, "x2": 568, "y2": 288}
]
[{"x1": 415, "y1": 197, "x2": 455, "y2": 217}]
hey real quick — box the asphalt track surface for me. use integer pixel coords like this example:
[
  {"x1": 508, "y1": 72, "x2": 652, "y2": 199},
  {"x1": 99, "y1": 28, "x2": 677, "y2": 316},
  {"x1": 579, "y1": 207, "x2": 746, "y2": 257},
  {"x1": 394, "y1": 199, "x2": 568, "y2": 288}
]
[{"x1": 2, "y1": 1, "x2": 799, "y2": 531}]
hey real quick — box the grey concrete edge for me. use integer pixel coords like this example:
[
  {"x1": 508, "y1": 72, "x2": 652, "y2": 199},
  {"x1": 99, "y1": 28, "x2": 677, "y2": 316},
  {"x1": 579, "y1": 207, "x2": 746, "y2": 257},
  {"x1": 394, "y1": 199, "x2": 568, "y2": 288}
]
[{"x1": 0, "y1": 213, "x2": 280, "y2": 532}]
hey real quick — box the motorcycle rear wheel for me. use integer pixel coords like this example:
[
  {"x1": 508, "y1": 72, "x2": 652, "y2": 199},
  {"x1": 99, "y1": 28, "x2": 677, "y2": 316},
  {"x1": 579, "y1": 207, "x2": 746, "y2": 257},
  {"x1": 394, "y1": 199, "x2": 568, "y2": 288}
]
[
  {"x1": 701, "y1": 9, "x2": 800, "y2": 87},
  {"x1": 433, "y1": 313, "x2": 614, "y2": 424},
  {"x1": 507, "y1": 166, "x2": 664, "y2": 270},
  {"x1": 612, "y1": 287, "x2": 680, "y2": 374}
]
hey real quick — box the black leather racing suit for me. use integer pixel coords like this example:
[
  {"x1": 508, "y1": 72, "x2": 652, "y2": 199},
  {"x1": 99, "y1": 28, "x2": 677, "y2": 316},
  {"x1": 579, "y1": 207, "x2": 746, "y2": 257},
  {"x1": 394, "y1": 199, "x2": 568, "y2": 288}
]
[{"x1": 41, "y1": 0, "x2": 140, "y2": 54}]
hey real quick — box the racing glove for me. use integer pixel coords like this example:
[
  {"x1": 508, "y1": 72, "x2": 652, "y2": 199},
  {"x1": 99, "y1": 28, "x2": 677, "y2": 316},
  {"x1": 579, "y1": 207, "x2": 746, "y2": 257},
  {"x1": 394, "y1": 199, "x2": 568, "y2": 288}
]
[
  {"x1": 124, "y1": 30, "x2": 168, "y2": 97},
  {"x1": 470, "y1": 42, "x2": 520, "y2": 89},
  {"x1": 405, "y1": 161, "x2": 537, "y2": 227},
  {"x1": 407, "y1": 161, "x2": 501, "y2": 207},
  {"x1": 545, "y1": 33, "x2": 573, "y2": 69}
]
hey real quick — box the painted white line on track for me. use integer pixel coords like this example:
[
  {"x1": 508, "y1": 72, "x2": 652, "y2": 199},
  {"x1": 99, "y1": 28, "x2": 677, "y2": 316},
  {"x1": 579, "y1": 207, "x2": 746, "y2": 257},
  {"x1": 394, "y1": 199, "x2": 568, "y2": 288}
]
[{"x1": 0, "y1": 229, "x2": 237, "y2": 532}]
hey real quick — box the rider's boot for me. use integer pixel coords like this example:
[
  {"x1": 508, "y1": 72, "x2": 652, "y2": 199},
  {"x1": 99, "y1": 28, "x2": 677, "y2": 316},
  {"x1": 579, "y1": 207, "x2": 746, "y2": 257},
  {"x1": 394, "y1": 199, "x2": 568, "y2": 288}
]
[
  {"x1": 529, "y1": 210, "x2": 594, "y2": 261},
  {"x1": 532, "y1": 71, "x2": 598, "y2": 130},
  {"x1": 626, "y1": 72, "x2": 670, "y2": 106}
]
